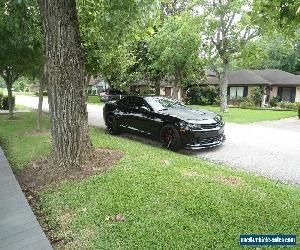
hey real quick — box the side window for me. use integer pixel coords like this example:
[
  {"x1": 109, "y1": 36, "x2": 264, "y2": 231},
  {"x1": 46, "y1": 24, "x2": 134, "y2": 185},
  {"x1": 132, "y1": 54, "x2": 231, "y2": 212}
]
[
  {"x1": 129, "y1": 98, "x2": 144, "y2": 109},
  {"x1": 118, "y1": 97, "x2": 130, "y2": 107},
  {"x1": 119, "y1": 97, "x2": 149, "y2": 110}
]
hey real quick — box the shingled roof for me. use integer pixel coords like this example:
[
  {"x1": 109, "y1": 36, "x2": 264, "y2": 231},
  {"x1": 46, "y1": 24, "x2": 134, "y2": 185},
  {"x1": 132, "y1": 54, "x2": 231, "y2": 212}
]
[{"x1": 206, "y1": 69, "x2": 300, "y2": 86}]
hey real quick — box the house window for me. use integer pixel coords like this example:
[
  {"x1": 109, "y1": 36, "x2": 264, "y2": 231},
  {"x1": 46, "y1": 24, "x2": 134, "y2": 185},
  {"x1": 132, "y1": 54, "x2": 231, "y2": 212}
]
[
  {"x1": 229, "y1": 87, "x2": 244, "y2": 99},
  {"x1": 282, "y1": 88, "x2": 292, "y2": 102},
  {"x1": 278, "y1": 87, "x2": 296, "y2": 102}
]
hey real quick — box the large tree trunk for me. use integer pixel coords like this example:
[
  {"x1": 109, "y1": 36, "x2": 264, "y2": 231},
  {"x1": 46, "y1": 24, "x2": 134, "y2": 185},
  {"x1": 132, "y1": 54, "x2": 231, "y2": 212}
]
[
  {"x1": 220, "y1": 59, "x2": 229, "y2": 113},
  {"x1": 39, "y1": 0, "x2": 92, "y2": 168},
  {"x1": 155, "y1": 80, "x2": 160, "y2": 96},
  {"x1": 36, "y1": 77, "x2": 44, "y2": 131},
  {"x1": 172, "y1": 72, "x2": 180, "y2": 99},
  {"x1": 6, "y1": 81, "x2": 14, "y2": 119}
]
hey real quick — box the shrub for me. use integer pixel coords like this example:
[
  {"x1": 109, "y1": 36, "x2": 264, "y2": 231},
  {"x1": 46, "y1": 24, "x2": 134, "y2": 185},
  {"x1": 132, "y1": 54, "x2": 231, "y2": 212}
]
[
  {"x1": 87, "y1": 89, "x2": 92, "y2": 95},
  {"x1": 276, "y1": 102, "x2": 300, "y2": 110},
  {"x1": 229, "y1": 97, "x2": 244, "y2": 107},
  {"x1": 298, "y1": 105, "x2": 300, "y2": 119},
  {"x1": 270, "y1": 96, "x2": 281, "y2": 107},
  {"x1": 249, "y1": 87, "x2": 263, "y2": 107},
  {"x1": 240, "y1": 98, "x2": 255, "y2": 108},
  {"x1": 34, "y1": 90, "x2": 48, "y2": 96},
  {"x1": 2, "y1": 96, "x2": 15, "y2": 110},
  {"x1": 186, "y1": 85, "x2": 219, "y2": 105}
]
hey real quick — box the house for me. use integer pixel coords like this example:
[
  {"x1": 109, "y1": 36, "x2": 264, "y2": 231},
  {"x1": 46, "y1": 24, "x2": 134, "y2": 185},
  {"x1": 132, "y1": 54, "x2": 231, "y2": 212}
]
[
  {"x1": 206, "y1": 69, "x2": 300, "y2": 105},
  {"x1": 28, "y1": 84, "x2": 39, "y2": 92},
  {"x1": 87, "y1": 77, "x2": 109, "y2": 95},
  {"x1": 130, "y1": 78, "x2": 184, "y2": 99}
]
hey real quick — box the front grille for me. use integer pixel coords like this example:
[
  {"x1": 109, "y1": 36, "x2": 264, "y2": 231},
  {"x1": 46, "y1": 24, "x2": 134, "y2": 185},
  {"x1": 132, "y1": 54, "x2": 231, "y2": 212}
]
[
  {"x1": 191, "y1": 121, "x2": 224, "y2": 130},
  {"x1": 201, "y1": 123, "x2": 218, "y2": 129},
  {"x1": 194, "y1": 134, "x2": 224, "y2": 145}
]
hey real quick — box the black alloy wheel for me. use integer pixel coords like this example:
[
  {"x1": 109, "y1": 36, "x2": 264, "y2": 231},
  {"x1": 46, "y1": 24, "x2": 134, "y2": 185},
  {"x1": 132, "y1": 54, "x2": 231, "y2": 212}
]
[
  {"x1": 160, "y1": 124, "x2": 181, "y2": 151},
  {"x1": 106, "y1": 115, "x2": 120, "y2": 135}
]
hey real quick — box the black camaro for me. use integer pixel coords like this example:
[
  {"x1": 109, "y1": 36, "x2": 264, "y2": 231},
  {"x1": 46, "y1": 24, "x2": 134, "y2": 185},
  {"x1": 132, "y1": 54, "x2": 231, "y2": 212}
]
[{"x1": 103, "y1": 96, "x2": 225, "y2": 151}]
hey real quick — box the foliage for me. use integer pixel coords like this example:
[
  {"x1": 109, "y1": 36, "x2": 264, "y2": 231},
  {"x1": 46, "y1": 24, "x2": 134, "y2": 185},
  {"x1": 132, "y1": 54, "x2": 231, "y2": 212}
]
[
  {"x1": 1, "y1": 95, "x2": 15, "y2": 110},
  {"x1": 233, "y1": 33, "x2": 300, "y2": 74},
  {"x1": 14, "y1": 77, "x2": 36, "y2": 92},
  {"x1": 253, "y1": 0, "x2": 300, "y2": 36},
  {"x1": 186, "y1": 85, "x2": 219, "y2": 105},
  {"x1": 0, "y1": 112, "x2": 299, "y2": 249},
  {"x1": 0, "y1": 92, "x2": 2, "y2": 108},
  {"x1": 147, "y1": 14, "x2": 205, "y2": 92},
  {"x1": 76, "y1": 0, "x2": 158, "y2": 86},
  {"x1": 0, "y1": 0, "x2": 43, "y2": 118},
  {"x1": 0, "y1": 0, "x2": 43, "y2": 82},
  {"x1": 249, "y1": 86, "x2": 263, "y2": 107},
  {"x1": 270, "y1": 96, "x2": 281, "y2": 107},
  {"x1": 34, "y1": 91, "x2": 48, "y2": 97},
  {"x1": 239, "y1": 98, "x2": 255, "y2": 108},
  {"x1": 276, "y1": 102, "x2": 300, "y2": 110}
]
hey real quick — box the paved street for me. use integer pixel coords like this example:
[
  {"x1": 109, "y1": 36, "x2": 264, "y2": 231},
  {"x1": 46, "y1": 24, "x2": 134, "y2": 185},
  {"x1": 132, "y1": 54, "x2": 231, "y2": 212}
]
[
  {"x1": 16, "y1": 95, "x2": 105, "y2": 127},
  {"x1": 16, "y1": 95, "x2": 300, "y2": 185}
]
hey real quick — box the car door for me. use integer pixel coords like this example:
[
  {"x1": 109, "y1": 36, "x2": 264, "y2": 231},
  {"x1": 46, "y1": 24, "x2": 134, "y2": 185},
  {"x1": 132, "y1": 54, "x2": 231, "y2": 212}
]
[{"x1": 125, "y1": 97, "x2": 152, "y2": 134}]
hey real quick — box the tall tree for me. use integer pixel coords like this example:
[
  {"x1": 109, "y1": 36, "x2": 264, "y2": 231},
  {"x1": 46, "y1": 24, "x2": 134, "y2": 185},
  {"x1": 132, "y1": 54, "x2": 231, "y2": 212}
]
[
  {"x1": 38, "y1": 0, "x2": 92, "y2": 168},
  {"x1": 0, "y1": 0, "x2": 42, "y2": 119},
  {"x1": 195, "y1": 0, "x2": 259, "y2": 112},
  {"x1": 38, "y1": 0, "x2": 157, "y2": 168},
  {"x1": 148, "y1": 14, "x2": 205, "y2": 99}
]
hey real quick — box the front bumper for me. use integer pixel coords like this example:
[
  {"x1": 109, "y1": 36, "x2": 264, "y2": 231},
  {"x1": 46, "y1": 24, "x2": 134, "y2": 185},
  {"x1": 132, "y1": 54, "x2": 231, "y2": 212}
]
[{"x1": 181, "y1": 125, "x2": 226, "y2": 150}]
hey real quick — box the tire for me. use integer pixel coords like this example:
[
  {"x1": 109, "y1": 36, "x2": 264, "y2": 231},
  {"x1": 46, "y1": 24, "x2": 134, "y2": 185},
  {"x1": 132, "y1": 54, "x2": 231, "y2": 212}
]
[
  {"x1": 160, "y1": 124, "x2": 181, "y2": 151},
  {"x1": 106, "y1": 115, "x2": 120, "y2": 135}
]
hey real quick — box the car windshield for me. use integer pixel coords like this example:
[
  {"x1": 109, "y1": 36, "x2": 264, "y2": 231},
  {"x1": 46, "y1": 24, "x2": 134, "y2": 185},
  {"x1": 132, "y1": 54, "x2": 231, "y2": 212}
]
[{"x1": 145, "y1": 97, "x2": 185, "y2": 111}]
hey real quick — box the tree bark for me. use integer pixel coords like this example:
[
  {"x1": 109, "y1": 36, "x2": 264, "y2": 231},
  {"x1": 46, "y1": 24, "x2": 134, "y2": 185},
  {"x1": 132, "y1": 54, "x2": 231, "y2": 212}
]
[
  {"x1": 155, "y1": 80, "x2": 160, "y2": 96},
  {"x1": 38, "y1": 0, "x2": 92, "y2": 168},
  {"x1": 6, "y1": 81, "x2": 14, "y2": 119},
  {"x1": 220, "y1": 58, "x2": 229, "y2": 113},
  {"x1": 172, "y1": 72, "x2": 180, "y2": 99},
  {"x1": 36, "y1": 77, "x2": 44, "y2": 131}
]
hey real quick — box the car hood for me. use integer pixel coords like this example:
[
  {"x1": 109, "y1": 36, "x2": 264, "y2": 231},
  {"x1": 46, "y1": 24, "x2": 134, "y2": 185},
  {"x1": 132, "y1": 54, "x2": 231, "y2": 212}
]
[{"x1": 159, "y1": 107, "x2": 218, "y2": 123}]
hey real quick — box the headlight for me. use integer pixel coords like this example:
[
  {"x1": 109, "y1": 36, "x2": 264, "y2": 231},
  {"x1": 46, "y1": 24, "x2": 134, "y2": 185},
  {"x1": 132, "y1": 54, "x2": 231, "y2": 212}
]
[
  {"x1": 178, "y1": 121, "x2": 202, "y2": 131},
  {"x1": 214, "y1": 115, "x2": 221, "y2": 122}
]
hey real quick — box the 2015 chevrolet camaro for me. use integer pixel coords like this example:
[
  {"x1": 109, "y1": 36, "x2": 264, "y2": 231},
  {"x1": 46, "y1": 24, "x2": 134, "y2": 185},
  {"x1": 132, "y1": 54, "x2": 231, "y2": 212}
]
[{"x1": 103, "y1": 96, "x2": 225, "y2": 151}]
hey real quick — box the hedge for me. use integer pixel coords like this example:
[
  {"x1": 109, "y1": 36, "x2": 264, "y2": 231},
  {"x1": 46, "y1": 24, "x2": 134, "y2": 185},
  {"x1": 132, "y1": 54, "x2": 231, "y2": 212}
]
[{"x1": 0, "y1": 95, "x2": 15, "y2": 110}]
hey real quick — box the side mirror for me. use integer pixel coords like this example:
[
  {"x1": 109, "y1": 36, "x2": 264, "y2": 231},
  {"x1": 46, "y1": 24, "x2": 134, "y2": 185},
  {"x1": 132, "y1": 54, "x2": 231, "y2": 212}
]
[{"x1": 140, "y1": 106, "x2": 151, "y2": 112}]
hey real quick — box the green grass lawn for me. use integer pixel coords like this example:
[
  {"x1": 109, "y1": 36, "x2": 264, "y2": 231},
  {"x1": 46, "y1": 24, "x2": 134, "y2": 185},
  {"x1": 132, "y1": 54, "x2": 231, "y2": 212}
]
[
  {"x1": 87, "y1": 95, "x2": 102, "y2": 105},
  {"x1": 14, "y1": 91, "x2": 36, "y2": 96},
  {"x1": 0, "y1": 112, "x2": 299, "y2": 249},
  {"x1": 189, "y1": 105, "x2": 297, "y2": 124}
]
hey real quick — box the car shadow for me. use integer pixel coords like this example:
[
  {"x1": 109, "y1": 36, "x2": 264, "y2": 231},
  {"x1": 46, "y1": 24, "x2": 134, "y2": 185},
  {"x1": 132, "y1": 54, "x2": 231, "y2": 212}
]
[{"x1": 112, "y1": 129, "x2": 225, "y2": 155}]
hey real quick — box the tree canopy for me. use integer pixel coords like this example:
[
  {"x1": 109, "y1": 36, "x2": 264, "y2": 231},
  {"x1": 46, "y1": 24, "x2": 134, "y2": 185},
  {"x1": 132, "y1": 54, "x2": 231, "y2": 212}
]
[{"x1": 148, "y1": 14, "x2": 205, "y2": 98}]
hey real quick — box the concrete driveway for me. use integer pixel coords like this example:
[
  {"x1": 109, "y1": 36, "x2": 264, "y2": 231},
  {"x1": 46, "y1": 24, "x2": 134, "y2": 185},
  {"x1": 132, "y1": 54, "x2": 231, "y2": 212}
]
[
  {"x1": 188, "y1": 120, "x2": 300, "y2": 185},
  {"x1": 15, "y1": 95, "x2": 300, "y2": 185}
]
